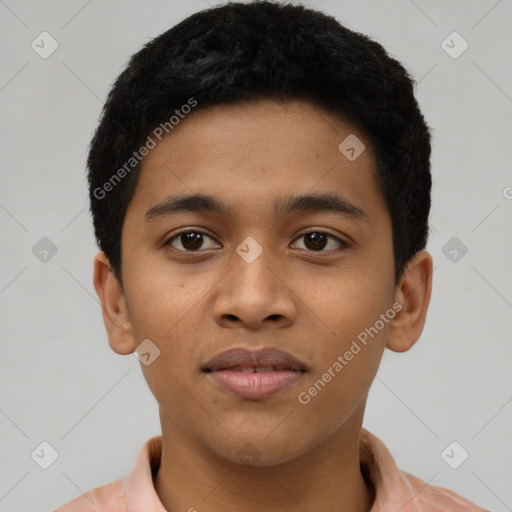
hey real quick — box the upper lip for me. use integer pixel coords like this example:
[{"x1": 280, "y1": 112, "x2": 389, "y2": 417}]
[{"x1": 202, "y1": 347, "x2": 308, "y2": 372}]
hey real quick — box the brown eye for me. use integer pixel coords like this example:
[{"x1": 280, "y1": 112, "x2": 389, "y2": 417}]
[
  {"x1": 292, "y1": 231, "x2": 349, "y2": 252},
  {"x1": 165, "y1": 230, "x2": 219, "y2": 251}
]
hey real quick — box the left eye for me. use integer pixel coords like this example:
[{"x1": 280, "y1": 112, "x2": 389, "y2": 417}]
[{"x1": 291, "y1": 231, "x2": 349, "y2": 252}]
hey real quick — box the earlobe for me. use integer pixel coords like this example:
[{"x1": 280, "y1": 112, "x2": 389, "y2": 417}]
[
  {"x1": 93, "y1": 251, "x2": 136, "y2": 355},
  {"x1": 386, "y1": 250, "x2": 433, "y2": 353}
]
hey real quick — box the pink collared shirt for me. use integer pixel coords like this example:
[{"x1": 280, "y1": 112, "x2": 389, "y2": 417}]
[{"x1": 53, "y1": 428, "x2": 487, "y2": 512}]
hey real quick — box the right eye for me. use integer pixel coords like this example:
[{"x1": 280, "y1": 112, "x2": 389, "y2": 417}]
[{"x1": 164, "y1": 229, "x2": 220, "y2": 252}]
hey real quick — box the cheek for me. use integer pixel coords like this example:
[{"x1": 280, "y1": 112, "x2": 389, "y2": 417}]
[
  {"x1": 123, "y1": 274, "x2": 205, "y2": 413},
  {"x1": 123, "y1": 261, "x2": 201, "y2": 340},
  {"x1": 318, "y1": 260, "x2": 395, "y2": 343},
  {"x1": 297, "y1": 322, "x2": 388, "y2": 437},
  {"x1": 301, "y1": 267, "x2": 394, "y2": 415}
]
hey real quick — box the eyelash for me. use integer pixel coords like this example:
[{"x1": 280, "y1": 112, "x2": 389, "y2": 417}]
[{"x1": 164, "y1": 229, "x2": 350, "y2": 253}]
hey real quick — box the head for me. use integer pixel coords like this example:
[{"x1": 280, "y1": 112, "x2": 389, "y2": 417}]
[{"x1": 91, "y1": 1, "x2": 433, "y2": 465}]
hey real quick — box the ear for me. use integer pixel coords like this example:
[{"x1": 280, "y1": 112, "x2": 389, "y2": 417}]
[
  {"x1": 93, "y1": 251, "x2": 136, "y2": 355},
  {"x1": 386, "y1": 250, "x2": 433, "y2": 353}
]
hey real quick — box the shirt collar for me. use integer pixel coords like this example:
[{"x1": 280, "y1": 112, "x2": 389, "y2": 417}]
[{"x1": 124, "y1": 428, "x2": 420, "y2": 512}]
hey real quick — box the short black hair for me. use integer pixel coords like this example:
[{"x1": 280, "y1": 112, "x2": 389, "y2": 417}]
[{"x1": 87, "y1": 0, "x2": 432, "y2": 286}]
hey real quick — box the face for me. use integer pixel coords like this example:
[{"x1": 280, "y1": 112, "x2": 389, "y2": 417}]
[{"x1": 115, "y1": 99, "x2": 400, "y2": 465}]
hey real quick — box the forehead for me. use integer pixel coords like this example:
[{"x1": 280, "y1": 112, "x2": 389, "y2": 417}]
[{"x1": 127, "y1": 99, "x2": 384, "y2": 223}]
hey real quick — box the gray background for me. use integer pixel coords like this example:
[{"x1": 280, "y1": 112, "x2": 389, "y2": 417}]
[{"x1": 1, "y1": 0, "x2": 511, "y2": 510}]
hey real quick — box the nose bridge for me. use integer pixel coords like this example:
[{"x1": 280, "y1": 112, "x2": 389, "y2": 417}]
[
  {"x1": 213, "y1": 235, "x2": 297, "y2": 328},
  {"x1": 232, "y1": 234, "x2": 279, "y2": 293}
]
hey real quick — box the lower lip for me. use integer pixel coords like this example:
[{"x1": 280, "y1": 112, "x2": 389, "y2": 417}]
[{"x1": 206, "y1": 369, "x2": 305, "y2": 400}]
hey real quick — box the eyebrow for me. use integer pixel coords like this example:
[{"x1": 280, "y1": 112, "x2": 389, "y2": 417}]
[{"x1": 143, "y1": 192, "x2": 368, "y2": 223}]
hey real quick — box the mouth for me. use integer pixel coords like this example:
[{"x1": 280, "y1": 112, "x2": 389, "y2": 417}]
[{"x1": 202, "y1": 347, "x2": 308, "y2": 400}]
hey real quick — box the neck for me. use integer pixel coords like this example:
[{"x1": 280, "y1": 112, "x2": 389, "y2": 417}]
[{"x1": 154, "y1": 404, "x2": 375, "y2": 512}]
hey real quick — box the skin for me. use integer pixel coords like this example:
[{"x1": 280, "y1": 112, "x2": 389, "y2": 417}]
[{"x1": 93, "y1": 99, "x2": 433, "y2": 512}]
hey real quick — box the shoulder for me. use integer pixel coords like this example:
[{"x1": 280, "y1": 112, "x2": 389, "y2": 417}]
[
  {"x1": 359, "y1": 429, "x2": 487, "y2": 511},
  {"x1": 401, "y1": 471, "x2": 487, "y2": 511},
  {"x1": 52, "y1": 477, "x2": 127, "y2": 512}
]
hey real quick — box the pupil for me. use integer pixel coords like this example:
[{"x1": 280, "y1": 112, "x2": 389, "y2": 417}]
[
  {"x1": 182, "y1": 232, "x2": 203, "y2": 250},
  {"x1": 305, "y1": 232, "x2": 326, "y2": 250}
]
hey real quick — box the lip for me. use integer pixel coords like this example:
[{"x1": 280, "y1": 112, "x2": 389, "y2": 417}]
[
  {"x1": 202, "y1": 347, "x2": 308, "y2": 372},
  {"x1": 202, "y1": 347, "x2": 308, "y2": 400}
]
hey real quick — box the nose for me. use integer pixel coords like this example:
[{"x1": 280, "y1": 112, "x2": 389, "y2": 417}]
[{"x1": 212, "y1": 244, "x2": 297, "y2": 331}]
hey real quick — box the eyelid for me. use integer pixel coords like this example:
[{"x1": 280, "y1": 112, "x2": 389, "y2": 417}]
[
  {"x1": 164, "y1": 228, "x2": 350, "y2": 252},
  {"x1": 164, "y1": 228, "x2": 219, "y2": 249},
  {"x1": 292, "y1": 229, "x2": 350, "y2": 250}
]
